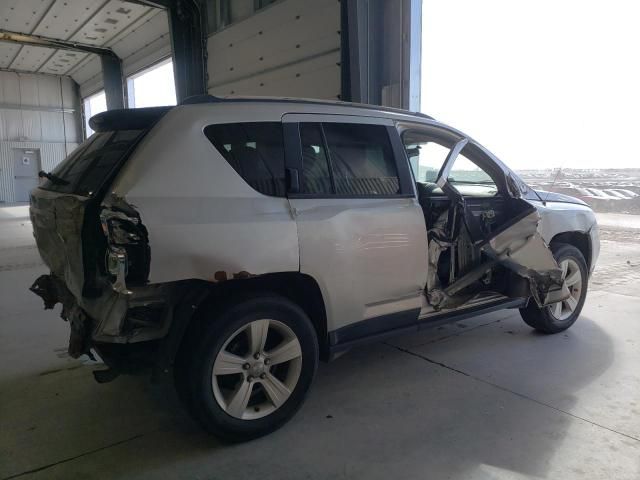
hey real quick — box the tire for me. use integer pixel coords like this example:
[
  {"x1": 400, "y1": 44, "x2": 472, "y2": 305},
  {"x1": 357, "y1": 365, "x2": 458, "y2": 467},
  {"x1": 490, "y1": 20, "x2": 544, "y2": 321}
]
[
  {"x1": 177, "y1": 294, "x2": 318, "y2": 442},
  {"x1": 520, "y1": 243, "x2": 588, "y2": 334}
]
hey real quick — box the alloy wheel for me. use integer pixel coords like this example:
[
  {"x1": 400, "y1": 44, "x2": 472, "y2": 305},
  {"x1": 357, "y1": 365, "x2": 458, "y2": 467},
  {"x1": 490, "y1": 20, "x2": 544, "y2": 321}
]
[
  {"x1": 211, "y1": 319, "x2": 303, "y2": 420},
  {"x1": 548, "y1": 258, "x2": 583, "y2": 321}
]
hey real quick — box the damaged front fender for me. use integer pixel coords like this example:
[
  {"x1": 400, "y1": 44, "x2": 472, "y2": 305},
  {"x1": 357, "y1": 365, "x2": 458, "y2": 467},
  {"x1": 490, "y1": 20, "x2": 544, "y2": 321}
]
[{"x1": 481, "y1": 211, "x2": 570, "y2": 307}]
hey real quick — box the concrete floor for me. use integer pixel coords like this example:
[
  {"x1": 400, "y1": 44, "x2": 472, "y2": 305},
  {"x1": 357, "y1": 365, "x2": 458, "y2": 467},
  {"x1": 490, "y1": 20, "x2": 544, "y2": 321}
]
[{"x1": 1, "y1": 205, "x2": 639, "y2": 480}]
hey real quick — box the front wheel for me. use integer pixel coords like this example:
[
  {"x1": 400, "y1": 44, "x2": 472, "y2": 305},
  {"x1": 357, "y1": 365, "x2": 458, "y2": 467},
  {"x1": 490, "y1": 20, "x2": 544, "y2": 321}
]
[
  {"x1": 180, "y1": 295, "x2": 319, "y2": 442},
  {"x1": 520, "y1": 243, "x2": 588, "y2": 333}
]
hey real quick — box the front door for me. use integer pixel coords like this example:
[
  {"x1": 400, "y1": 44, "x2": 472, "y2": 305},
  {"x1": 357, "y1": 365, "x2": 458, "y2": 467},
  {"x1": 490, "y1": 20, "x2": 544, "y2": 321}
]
[
  {"x1": 282, "y1": 114, "x2": 428, "y2": 341},
  {"x1": 13, "y1": 149, "x2": 40, "y2": 202}
]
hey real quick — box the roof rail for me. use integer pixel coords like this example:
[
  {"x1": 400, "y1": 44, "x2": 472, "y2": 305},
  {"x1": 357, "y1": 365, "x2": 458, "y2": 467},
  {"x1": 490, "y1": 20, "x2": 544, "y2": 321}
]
[
  {"x1": 180, "y1": 94, "x2": 225, "y2": 105},
  {"x1": 179, "y1": 94, "x2": 434, "y2": 120}
]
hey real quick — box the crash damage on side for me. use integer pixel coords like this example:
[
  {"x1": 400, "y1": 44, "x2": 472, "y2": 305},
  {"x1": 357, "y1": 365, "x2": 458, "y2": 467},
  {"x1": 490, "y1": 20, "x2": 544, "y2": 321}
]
[{"x1": 420, "y1": 138, "x2": 570, "y2": 312}]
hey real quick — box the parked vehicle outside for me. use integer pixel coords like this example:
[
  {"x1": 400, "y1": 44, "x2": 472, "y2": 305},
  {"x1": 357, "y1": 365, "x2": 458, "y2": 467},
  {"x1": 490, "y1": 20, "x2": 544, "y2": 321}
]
[{"x1": 29, "y1": 96, "x2": 599, "y2": 441}]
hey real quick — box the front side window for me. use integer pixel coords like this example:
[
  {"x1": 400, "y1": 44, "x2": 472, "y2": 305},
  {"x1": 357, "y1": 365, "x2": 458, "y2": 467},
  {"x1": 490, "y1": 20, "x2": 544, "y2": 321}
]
[
  {"x1": 403, "y1": 129, "x2": 498, "y2": 197},
  {"x1": 322, "y1": 123, "x2": 400, "y2": 196},
  {"x1": 204, "y1": 122, "x2": 286, "y2": 197}
]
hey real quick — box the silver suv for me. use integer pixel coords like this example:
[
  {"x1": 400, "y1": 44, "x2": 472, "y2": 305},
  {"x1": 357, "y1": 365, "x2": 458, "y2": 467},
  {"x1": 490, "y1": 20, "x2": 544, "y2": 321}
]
[{"x1": 29, "y1": 96, "x2": 599, "y2": 441}]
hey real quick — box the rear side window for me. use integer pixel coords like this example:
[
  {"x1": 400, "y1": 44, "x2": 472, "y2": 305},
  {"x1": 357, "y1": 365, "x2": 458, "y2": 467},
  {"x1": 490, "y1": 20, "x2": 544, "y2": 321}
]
[
  {"x1": 42, "y1": 129, "x2": 145, "y2": 196},
  {"x1": 204, "y1": 122, "x2": 285, "y2": 197},
  {"x1": 322, "y1": 123, "x2": 400, "y2": 196}
]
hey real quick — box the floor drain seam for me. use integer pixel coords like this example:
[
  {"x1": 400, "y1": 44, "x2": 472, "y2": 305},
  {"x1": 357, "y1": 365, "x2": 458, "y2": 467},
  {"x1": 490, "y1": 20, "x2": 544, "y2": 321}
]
[
  {"x1": 386, "y1": 343, "x2": 640, "y2": 444},
  {"x1": 1, "y1": 433, "x2": 147, "y2": 480}
]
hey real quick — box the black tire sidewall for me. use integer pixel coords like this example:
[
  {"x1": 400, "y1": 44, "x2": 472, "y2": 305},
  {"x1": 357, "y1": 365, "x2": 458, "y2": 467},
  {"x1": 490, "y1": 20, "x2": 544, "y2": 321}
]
[
  {"x1": 521, "y1": 243, "x2": 589, "y2": 333},
  {"x1": 187, "y1": 295, "x2": 318, "y2": 442}
]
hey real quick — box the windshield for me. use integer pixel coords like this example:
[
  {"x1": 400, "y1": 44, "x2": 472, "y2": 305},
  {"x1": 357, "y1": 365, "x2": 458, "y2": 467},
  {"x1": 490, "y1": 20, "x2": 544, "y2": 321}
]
[{"x1": 41, "y1": 129, "x2": 145, "y2": 197}]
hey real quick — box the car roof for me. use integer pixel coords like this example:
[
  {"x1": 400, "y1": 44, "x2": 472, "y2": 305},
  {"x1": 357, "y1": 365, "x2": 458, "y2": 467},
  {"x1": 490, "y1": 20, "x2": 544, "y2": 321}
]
[
  {"x1": 180, "y1": 94, "x2": 435, "y2": 120},
  {"x1": 89, "y1": 95, "x2": 435, "y2": 133}
]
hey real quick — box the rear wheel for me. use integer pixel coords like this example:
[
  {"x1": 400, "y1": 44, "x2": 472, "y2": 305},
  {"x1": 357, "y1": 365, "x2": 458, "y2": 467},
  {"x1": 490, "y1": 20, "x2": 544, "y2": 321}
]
[
  {"x1": 520, "y1": 243, "x2": 588, "y2": 333},
  {"x1": 178, "y1": 295, "x2": 318, "y2": 442}
]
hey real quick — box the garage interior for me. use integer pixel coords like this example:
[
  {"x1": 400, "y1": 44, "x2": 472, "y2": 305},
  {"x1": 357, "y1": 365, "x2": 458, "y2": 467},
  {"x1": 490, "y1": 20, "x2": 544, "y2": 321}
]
[{"x1": 1, "y1": 0, "x2": 639, "y2": 479}]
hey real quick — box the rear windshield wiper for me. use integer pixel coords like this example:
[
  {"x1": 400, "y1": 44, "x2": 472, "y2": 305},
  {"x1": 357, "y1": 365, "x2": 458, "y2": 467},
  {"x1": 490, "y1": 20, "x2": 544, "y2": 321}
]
[{"x1": 38, "y1": 170, "x2": 69, "y2": 186}]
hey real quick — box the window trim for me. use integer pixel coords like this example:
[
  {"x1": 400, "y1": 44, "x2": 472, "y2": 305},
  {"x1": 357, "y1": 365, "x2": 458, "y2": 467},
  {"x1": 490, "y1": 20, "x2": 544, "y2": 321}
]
[
  {"x1": 399, "y1": 123, "x2": 509, "y2": 196},
  {"x1": 284, "y1": 118, "x2": 415, "y2": 199},
  {"x1": 204, "y1": 121, "x2": 288, "y2": 198}
]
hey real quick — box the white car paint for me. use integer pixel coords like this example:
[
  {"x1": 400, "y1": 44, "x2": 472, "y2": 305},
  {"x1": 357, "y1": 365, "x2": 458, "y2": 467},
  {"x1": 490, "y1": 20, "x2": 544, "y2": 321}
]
[{"x1": 30, "y1": 98, "x2": 600, "y2": 348}]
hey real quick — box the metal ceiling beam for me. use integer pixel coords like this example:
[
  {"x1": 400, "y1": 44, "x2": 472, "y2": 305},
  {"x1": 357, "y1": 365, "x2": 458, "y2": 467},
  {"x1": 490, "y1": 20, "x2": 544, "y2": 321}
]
[
  {"x1": 0, "y1": 29, "x2": 125, "y2": 110},
  {"x1": 0, "y1": 30, "x2": 116, "y2": 57}
]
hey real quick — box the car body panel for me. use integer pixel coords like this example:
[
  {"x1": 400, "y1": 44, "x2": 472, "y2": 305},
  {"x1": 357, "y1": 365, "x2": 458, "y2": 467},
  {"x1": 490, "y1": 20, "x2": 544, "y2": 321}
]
[
  {"x1": 108, "y1": 105, "x2": 299, "y2": 284},
  {"x1": 282, "y1": 112, "x2": 427, "y2": 332},
  {"x1": 27, "y1": 98, "x2": 600, "y2": 366}
]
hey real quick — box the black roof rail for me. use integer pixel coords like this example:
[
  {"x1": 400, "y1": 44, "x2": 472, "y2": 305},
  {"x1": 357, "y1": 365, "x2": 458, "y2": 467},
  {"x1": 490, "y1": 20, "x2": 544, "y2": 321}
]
[
  {"x1": 180, "y1": 94, "x2": 225, "y2": 104},
  {"x1": 179, "y1": 94, "x2": 434, "y2": 120}
]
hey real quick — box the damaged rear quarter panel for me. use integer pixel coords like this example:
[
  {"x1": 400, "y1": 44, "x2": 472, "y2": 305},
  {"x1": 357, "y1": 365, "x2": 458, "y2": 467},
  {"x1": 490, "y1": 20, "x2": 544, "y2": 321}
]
[{"x1": 107, "y1": 106, "x2": 299, "y2": 283}]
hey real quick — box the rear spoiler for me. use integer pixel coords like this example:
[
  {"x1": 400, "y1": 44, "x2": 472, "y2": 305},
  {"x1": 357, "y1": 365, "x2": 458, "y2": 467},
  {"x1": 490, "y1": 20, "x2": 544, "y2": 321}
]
[{"x1": 89, "y1": 106, "x2": 173, "y2": 133}]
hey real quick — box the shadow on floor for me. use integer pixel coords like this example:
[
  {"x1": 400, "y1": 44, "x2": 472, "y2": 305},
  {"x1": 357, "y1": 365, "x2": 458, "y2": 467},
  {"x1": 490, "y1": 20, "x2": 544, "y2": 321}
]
[{"x1": 0, "y1": 312, "x2": 619, "y2": 479}]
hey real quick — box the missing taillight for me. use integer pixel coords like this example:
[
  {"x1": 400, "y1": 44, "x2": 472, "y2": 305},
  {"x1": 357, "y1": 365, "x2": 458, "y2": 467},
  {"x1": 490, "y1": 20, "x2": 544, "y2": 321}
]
[{"x1": 100, "y1": 198, "x2": 151, "y2": 290}]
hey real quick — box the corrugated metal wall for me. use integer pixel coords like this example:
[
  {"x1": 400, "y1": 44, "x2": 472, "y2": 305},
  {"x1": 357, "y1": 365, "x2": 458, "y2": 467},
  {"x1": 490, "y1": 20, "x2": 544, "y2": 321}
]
[{"x1": 0, "y1": 71, "x2": 81, "y2": 202}]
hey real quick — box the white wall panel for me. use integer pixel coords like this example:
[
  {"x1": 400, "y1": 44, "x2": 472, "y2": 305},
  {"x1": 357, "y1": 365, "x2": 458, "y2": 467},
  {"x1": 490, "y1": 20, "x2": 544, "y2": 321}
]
[
  {"x1": 0, "y1": 72, "x2": 81, "y2": 200},
  {"x1": 1, "y1": 109, "x2": 23, "y2": 140},
  {"x1": 63, "y1": 112, "x2": 80, "y2": 143},
  {"x1": 73, "y1": 54, "x2": 102, "y2": 93},
  {"x1": 76, "y1": 10, "x2": 170, "y2": 97},
  {"x1": 21, "y1": 110, "x2": 42, "y2": 141},
  {"x1": 31, "y1": 0, "x2": 104, "y2": 39},
  {"x1": 0, "y1": 42, "x2": 21, "y2": 69},
  {"x1": 36, "y1": 74, "x2": 63, "y2": 108},
  {"x1": 39, "y1": 111, "x2": 65, "y2": 141},
  {"x1": 210, "y1": 50, "x2": 340, "y2": 99},
  {"x1": 0, "y1": 71, "x2": 20, "y2": 104},
  {"x1": 10, "y1": 46, "x2": 52, "y2": 72},
  {"x1": 0, "y1": 0, "x2": 54, "y2": 33},
  {"x1": 207, "y1": 0, "x2": 340, "y2": 100}
]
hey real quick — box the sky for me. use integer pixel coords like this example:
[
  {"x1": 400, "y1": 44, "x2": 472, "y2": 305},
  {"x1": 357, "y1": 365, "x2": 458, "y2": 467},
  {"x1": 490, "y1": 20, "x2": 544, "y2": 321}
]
[{"x1": 421, "y1": 0, "x2": 640, "y2": 170}]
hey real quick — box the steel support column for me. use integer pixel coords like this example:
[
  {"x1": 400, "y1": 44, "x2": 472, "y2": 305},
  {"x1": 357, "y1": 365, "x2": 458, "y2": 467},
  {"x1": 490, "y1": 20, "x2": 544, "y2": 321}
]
[
  {"x1": 167, "y1": 0, "x2": 208, "y2": 102},
  {"x1": 101, "y1": 54, "x2": 125, "y2": 110},
  {"x1": 126, "y1": 0, "x2": 208, "y2": 102},
  {"x1": 340, "y1": 0, "x2": 421, "y2": 110}
]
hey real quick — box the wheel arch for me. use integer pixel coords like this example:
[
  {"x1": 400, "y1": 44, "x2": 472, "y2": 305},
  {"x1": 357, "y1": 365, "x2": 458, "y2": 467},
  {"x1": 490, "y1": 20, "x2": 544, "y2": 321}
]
[
  {"x1": 169, "y1": 272, "x2": 329, "y2": 374},
  {"x1": 549, "y1": 231, "x2": 592, "y2": 270}
]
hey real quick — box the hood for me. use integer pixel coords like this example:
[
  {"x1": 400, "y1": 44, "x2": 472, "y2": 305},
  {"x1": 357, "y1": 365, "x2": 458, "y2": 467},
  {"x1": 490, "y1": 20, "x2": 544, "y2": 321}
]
[{"x1": 534, "y1": 190, "x2": 589, "y2": 207}]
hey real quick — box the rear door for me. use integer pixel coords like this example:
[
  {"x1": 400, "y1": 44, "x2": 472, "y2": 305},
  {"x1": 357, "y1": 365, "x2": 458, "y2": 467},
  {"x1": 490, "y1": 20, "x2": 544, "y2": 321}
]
[{"x1": 282, "y1": 114, "x2": 428, "y2": 340}]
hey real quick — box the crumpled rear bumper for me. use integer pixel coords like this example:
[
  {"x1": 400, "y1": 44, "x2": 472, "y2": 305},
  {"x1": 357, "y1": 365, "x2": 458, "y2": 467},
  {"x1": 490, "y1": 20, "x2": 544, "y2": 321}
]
[
  {"x1": 30, "y1": 274, "x2": 94, "y2": 358},
  {"x1": 30, "y1": 274, "x2": 173, "y2": 358}
]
